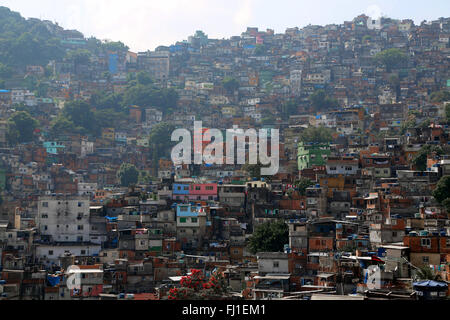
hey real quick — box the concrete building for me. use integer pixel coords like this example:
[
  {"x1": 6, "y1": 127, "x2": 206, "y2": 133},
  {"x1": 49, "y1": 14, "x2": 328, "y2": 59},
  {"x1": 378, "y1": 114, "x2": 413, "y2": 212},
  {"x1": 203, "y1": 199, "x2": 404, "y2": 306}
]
[{"x1": 37, "y1": 195, "x2": 91, "y2": 243}]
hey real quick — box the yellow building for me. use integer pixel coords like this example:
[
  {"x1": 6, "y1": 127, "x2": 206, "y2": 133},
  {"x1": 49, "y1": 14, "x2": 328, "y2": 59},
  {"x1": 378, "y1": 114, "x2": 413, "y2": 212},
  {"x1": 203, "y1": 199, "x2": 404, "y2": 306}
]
[{"x1": 102, "y1": 128, "x2": 115, "y2": 141}]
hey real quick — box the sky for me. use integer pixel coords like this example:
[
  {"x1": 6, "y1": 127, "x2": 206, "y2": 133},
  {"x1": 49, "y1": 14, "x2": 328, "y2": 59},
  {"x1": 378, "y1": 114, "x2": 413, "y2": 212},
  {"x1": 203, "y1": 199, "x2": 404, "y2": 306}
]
[{"x1": 0, "y1": 0, "x2": 449, "y2": 52}]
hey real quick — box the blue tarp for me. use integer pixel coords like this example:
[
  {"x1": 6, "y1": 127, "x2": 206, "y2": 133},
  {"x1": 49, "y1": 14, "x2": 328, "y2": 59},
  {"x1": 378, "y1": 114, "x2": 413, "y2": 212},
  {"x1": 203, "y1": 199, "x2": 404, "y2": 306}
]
[
  {"x1": 413, "y1": 280, "x2": 448, "y2": 288},
  {"x1": 105, "y1": 216, "x2": 118, "y2": 222},
  {"x1": 47, "y1": 275, "x2": 60, "y2": 287}
]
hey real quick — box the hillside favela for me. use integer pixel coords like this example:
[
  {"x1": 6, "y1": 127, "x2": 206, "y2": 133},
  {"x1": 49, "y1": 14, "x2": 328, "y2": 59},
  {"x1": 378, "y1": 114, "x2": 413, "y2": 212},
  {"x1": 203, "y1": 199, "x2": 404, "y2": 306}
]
[{"x1": 1, "y1": 4, "x2": 450, "y2": 302}]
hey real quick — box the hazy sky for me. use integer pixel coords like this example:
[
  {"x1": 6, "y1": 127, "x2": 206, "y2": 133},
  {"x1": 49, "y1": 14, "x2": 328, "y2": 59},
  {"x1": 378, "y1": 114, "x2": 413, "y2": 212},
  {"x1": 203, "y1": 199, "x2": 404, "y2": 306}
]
[{"x1": 1, "y1": 0, "x2": 449, "y2": 51}]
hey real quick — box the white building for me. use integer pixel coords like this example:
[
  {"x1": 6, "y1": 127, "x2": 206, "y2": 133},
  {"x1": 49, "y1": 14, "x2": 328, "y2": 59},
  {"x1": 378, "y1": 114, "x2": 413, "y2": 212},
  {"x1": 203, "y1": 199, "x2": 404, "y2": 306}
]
[
  {"x1": 290, "y1": 70, "x2": 302, "y2": 96},
  {"x1": 78, "y1": 183, "x2": 98, "y2": 197},
  {"x1": 37, "y1": 196, "x2": 91, "y2": 243}
]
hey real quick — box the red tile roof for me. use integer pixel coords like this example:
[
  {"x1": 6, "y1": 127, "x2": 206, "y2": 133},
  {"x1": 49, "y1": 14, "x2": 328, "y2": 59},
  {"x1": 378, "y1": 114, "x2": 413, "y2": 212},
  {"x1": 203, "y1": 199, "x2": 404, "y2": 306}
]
[{"x1": 133, "y1": 293, "x2": 158, "y2": 301}]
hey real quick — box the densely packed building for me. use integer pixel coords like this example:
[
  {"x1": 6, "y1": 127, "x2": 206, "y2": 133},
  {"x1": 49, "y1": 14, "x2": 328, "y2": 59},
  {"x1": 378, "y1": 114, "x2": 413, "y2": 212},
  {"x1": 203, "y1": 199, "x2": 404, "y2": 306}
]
[{"x1": 0, "y1": 9, "x2": 450, "y2": 300}]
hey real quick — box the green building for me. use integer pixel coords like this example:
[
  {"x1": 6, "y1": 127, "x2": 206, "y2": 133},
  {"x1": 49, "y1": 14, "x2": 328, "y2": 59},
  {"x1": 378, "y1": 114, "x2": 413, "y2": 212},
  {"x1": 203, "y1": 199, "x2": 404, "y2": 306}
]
[{"x1": 298, "y1": 142, "x2": 331, "y2": 171}]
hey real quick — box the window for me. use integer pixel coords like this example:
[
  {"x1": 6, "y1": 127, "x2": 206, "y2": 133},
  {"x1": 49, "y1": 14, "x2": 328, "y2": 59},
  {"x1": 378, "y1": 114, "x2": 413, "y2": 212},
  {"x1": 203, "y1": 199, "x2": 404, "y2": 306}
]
[
  {"x1": 330, "y1": 167, "x2": 337, "y2": 171},
  {"x1": 78, "y1": 202, "x2": 83, "y2": 207},
  {"x1": 273, "y1": 261, "x2": 279, "y2": 268},
  {"x1": 78, "y1": 225, "x2": 84, "y2": 230},
  {"x1": 195, "y1": 186, "x2": 201, "y2": 191},
  {"x1": 180, "y1": 218, "x2": 187, "y2": 223},
  {"x1": 81, "y1": 250, "x2": 86, "y2": 255},
  {"x1": 42, "y1": 202, "x2": 48, "y2": 207},
  {"x1": 206, "y1": 186, "x2": 214, "y2": 191},
  {"x1": 421, "y1": 238, "x2": 431, "y2": 248},
  {"x1": 41, "y1": 214, "x2": 48, "y2": 219},
  {"x1": 345, "y1": 167, "x2": 353, "y2": 171},
  {"x1": 191, "y1": 218, "x2": 198, "y2": 223},
  {"x1": 422, "y1": 256, "x2": 429, "y2": 263},
  {"x1": 49, "y1": 250, "x2": 54, "y2": 256}
]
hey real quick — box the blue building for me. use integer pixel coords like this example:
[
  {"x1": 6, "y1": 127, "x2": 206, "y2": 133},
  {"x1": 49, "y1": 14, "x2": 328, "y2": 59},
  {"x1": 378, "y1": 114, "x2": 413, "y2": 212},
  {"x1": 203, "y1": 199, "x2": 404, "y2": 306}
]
[
  {"x1": 172, "y1": 183, "x2": 190, "y2": 202},
  {"x1": 108, "y1": 53, "x2": 118, "y2": 74},
  {"x1": 43, "y1": 142, "x2": 65, "y2": 155}
]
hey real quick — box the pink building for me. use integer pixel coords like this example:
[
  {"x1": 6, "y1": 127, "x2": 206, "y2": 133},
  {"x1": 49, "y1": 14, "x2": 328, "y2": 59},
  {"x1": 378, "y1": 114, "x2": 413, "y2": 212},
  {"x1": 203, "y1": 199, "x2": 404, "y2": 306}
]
[{"x1": 188, "y1": 183, "x2": 218, "y2": 201}]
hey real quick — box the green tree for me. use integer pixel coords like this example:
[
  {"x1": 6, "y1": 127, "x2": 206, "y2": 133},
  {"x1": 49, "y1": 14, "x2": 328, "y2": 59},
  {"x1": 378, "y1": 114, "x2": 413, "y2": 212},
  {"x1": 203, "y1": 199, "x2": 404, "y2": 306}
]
[
  {"x1": 446, "y1": 104, "x2": 450, "y2": 123},
  {"x1": 415, "y1": 265, "x2": 441, "y2": 281},
  {"x1": 0, "y1": 63, "x2": 13, "y2": 78},
  {"x1": 412, "y1": 145, "x2": 443, "y2": 171},
  {"x1": 309, "y1": 89, "x2": 338, "y2": 111},
  {"x1": 136, "y1": 71, "x2": 153, "y2": 86},
  {"x1": 102, "y1": 40, "x2": 129, "y2": 52},
  {"x1": 148, "y1": 122, "x2": 176, "y2": 170},
  {"x1": 0, "y1": 7, "x2": 65, "y2": 66},
  {"x1": 93, "y1": 109, "x2": 125, "y2": 129},
  {"x1": 122, "y1": 84, "x2": 178, "y2": 114},
  {"x1": 295, "y1": 177, "x2": 314, "y2": 196},
  {"x1": 7, "y1": 111, "x2": 38, "y2": 143},
  {"x1": 62, "y1": 100, "x2": 97, "y2": 135},
  {"x1": 261, "y1": 116, "x2": 276, "y2": 125},
  {"x1": 243, "y1": 163, "x2": 262, "y2": 180},
  {"x1": 35, "y1": 80, "x2": 49, "y2": 97},
  {"x1": 433, "y1": 176, "x2": 450, "y2": 205},
  {"x1": 281, "y1": 99, "x2": 299, "y2": 119},
  {"x1": 50, "y1": 115, "x2": 78, "y2": 136},
  {"x1": 248, "y1": 220, "x2": 289, "y2": 254},
  {"x1": 442, "y1": 199, "x2": 450, "y2": 212},
  {"x1": 222, "y1": 77, "x2": 239, "y2": 94},
  {"x1": 362, "y1": 35, "x2": 372, "y2": 42},
  {"x1": 90, "y1": 90, "x2": 124, "y2": 112},
  {"x1": 255, "y1": 44, "x2": 267, "y2": 56},
  {"x1": 400, "y1": 113, "x2": 417, "y2": 134},
  {"x1": 430, "y1": 90, "x2": 450, "y2": 103},
  {"x1": 117, "y1": 163, "x2": 139, "y2": 187},
  {"x1": 299, "y1": 126, "x2": 333, "y2": 143},
  {"x1": 66, "y1": 49, "x2": 91, "y2": 66},
  {"x1": 374, "y1": 48, "x2": 407, "y2": 72}
]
